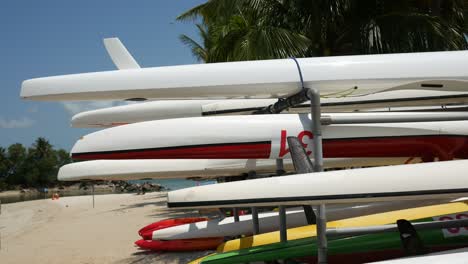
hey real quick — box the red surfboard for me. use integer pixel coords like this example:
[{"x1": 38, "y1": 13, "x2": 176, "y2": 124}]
[{"x1": 138, "y1": 217, "x2": 208, "y2": 239}]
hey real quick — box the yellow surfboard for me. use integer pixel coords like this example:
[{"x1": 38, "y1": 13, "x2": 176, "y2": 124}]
[
  {"x1": 219, "y1": 202, "x2": 468, "y2": 252},
  {"x1": 190, "y1": 202, "x2": 468, "y2": 264}
]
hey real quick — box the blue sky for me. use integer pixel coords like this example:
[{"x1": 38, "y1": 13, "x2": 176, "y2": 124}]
[{"x1": 0, "y1": 0, "x2": 205, "y2": 150}]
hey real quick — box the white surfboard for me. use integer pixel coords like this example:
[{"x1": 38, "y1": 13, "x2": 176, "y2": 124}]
[
  {"x1": 70, "y1": 91, "x2": 468, "y2": 128},
  {"x1": 70, "y1": 114, "x2": 468, "y2": 160},
  {"x1": 167, "y1": 160, "x2": 468, "y2": 209},
  {"x1": 21, "y1": 51, "x2": 468, "y2": 101},
  {"x1": 71, "y1": 99, "x2": 241, "y2": 128},
  {"x1": 152, "y1": 200, "x2": 450, "y2": 240},
  {"x1": 370, "y1": 247, "x2": 468, "y2": 264},
  {"x1": 57, "y1": 157, "x2": 415, "y2": 181}
]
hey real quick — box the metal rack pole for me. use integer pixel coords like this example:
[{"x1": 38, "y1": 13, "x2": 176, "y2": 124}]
[
  {"x1": 276, "y1": 158, "x2": 288, "y2": 242},
  {"x1": 276, "y1": 159, "x2": 288, "y2": 242},
  {"x1": 307, "y1": 88, "x2": 327, "y2": 264},
  {"x1": 279, "y1": 205, "x2": 287, "y2": 242},
  {"x1": 251, "y1": 207, "x2": 260, "y2": 235},
  {"x1": 233, "y1": 208, "x2": 240, "y2": 222},
  {"x1": 246, "y1": 170, "x2": 260, "y2": 235},
  {"x1": 276, "y1": 158, "x2": 285, "y2": 176}
]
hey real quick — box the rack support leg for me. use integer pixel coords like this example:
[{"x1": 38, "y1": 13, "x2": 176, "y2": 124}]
[
  {"x1": 307, "y1": 88, "x2": 327, "y2": 264},
  {"x1": 279, "y1": 205, "x2": 287, "y2": 242},
  {"x1": 251, "y1": 207, "x2": 260, "y2": 235},
  {"x1": 233, "y1": 208, "x2": 240, "y2": 222}
]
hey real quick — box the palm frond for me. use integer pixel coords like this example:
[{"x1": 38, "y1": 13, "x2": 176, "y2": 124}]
[{"x1": 179, "y1": 34, "x2": 207, "y2": 62}]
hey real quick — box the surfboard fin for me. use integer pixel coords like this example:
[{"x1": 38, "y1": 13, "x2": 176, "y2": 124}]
[
  {"x1": 103, "y1": 38, "x2": 141, "y2": 70},
  {"x1": 287, "y1": 136, "x2": 317, "y2": 225},
  {"x1": 397, "y1": 219, "x2": 427, "y2": 256},
  {"x1": 287, "y1": 136, "x2": 314, "y2": 173}
]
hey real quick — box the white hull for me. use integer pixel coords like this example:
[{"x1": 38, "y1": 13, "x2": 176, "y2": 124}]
[
  {"x1": 70, "y1": 114, "x2": 468, "y2": 160},
  {"x1": 167, "y1": 160, "x2": 468, "y2": 208},
  {"x1": 71, "y1": 90, "x2": 468, "y2": 128},
  {"x1": 57, "y1": 157, "x2": 415, "y2": 181},
  {"x1": 21, "y1": 51, "x2": 468, "y2": 101},
  {"x1": 153, "y1": 200, "x2": 449, "y2": 240}
]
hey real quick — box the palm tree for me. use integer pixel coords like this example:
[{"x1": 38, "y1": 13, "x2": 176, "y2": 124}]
[
  {"x1": 348, "y1": 0, "x2": 467, "y2": 54},
  {"x1": 0, "y1": 147, "x2": 7, "y2": 178},
  {"x1": 178, "y1": 0, "x2": 467, "y2": 61},
  {"x1": 31, "y1": 137, "x2": 53, "y2": 160},
  {"x1": 29, "y1": 138, "x2": 57, "y2": 186},
  {"x1": 177, "y1": 0, "x2": 312, "y2": 62},
  {"x1": 180, "y1": 24, "x2": 211, "y2": 62}
]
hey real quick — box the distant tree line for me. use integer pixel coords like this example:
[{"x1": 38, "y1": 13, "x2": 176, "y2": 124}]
[{"x1": 0, "y1": 138, "x2": 72, "y2": 191}]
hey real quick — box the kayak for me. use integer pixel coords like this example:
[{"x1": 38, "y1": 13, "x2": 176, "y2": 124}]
[
  {"x1": 153, "y1": 200, "x2": 450, "y2": 240},
  {"x1": 195, "y1": 211, "x2": 468, "y2": 264},
  {"x1": 135, "y1": 237, "x2": 224, "y2": 252},
  {"x1": 70, "y1": 114, "x2": 468, "y2": 160},
  {"x1": 21, "y1": 51, "x2": 468, "y2": 101},
  {"x1": 70, "y1": 91, "x2": 468, "y2": 128},
  {"x1": 167, "y1": 160, "x2": 468, "y2": 209},
  {"x1": 216, "y1": 202, "x2": 468, "y2": 253},
  {"x1": 138, "y1": 217, "x2": 209, "y2": 239},
  {"x1": 57, "y1": 157, "x2": 416, "y2": 181}
]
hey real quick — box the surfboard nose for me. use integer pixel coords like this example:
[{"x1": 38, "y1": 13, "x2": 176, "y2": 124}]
[
  {"x1": 70, "y1": 137, "x2": 87, "y2": 160},
  {"x1": 20, "y1": 78, "x2": 35, "y2": 99},
  {"x1": 21, "y1": 75, "x2": 72, "y2": 101}
]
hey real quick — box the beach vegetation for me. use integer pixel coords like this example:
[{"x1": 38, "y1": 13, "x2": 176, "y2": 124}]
[{"x1": 0, "y1": 137, "x2": 72, "y2": 190}]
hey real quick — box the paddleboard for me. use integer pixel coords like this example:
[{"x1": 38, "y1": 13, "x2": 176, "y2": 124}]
[
  {"x1": 21, "y1": 51, "x2": 468, "y2": 101},
  {"x1": 57, "y1": 157, "x2": 416, "y2": 181},
  {"x1": 152, "y1": 200, "x2": 451, "y2": 241},
  {"x1": 215, "y1": 202, "x2": 468, "y2": 253},
  {"x1": 167, "y1": 160, "x2": 468, "y2": 209},
  {"x1": 71, "y1": 94, "x2": 468, "y2": 128},
  {"x1": 70, "y1": 114, "x2": 468, "y2": 160},
  {"x1": 196, "y1": 212, "x2": 468, "y2": 264}
]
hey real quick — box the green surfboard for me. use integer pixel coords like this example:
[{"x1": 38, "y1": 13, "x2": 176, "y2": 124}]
[{"x1": 200, "y1": 214, "x2": 468, "y2": 264}]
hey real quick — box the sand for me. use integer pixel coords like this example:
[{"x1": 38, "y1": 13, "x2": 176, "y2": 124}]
[{"x1": 0, "y1": 192, "x2": 213, "y2": 264}]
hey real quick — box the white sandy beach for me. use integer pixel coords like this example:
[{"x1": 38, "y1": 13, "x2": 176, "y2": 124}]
[{"x1": 0, "y1": 192, "x2": 212, "y2": 264}]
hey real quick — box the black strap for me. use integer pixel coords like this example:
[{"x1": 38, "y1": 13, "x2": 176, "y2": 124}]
[
  {"x1": 397, "y1": 219, "x2": 427, "y2": 256},
  {"x1": 290, "y1": 57, "x2": 305, "y2": 90}
]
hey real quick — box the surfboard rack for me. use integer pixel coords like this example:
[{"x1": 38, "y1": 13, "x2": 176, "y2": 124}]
[
  {"x1": 272, "y1": 87, "x2": 468, "y2": 263},
  {"x1": 252, "y1": 87, "x2": 328, "y2": 261},
  {"x1": 271, "y1": 87, "x2": 328, "y2": 262}
]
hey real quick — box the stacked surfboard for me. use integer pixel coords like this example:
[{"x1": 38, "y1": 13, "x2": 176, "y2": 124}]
[{"x1": 21, "y1": 38, "x2": 468, "y2": 262}]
